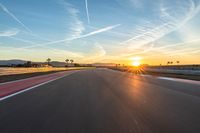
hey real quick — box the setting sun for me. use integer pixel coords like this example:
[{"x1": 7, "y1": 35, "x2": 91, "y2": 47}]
[
  {"x1": 131, "y1": 56, "x2": 142, "y2": 67},
  {"x1": 132, "y1": 61, "x2": 141, "y2": 67}
]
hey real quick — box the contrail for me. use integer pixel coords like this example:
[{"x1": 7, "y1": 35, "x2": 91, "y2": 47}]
[
  {"x1": 20, "y1": 24, "x2": 121, "y2": 49},
  {"x1": 0, "y1": 3, "x2": 32, "y2": 33},
  {"x1": 0, "y1": 3, "x2": 53, "y2": 41},
  {"x1": 85, "y1": 0, "x2": 90, "y2": 24},
  {"x1": 89, "y1": 25, "x2": 131, "y2": 37},
  {"x1": 81, "y1": 24, "x2": 121, "y2": 37}
]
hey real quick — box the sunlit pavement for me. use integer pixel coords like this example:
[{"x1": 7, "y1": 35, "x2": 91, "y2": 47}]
[{"x1": 0, "y1": 68, "x2": 200, "y2": 133}]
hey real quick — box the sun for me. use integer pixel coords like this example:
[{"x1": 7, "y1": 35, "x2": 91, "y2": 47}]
[
  {"x1": 130, "y1": 56, "x2": 142, "y2": 67},
  {"x1": 132, "y1": 61, "x2": 141, "y2": 67}
]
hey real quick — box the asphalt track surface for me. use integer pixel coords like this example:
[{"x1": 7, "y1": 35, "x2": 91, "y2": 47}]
[{"x1": 0, "y1": 68, "x2": 200, "y2": 133}]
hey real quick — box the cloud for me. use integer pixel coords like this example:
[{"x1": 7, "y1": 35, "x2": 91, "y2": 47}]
[
  {"x1": 61, "y1": 1, "x2": 85, "y2": 38},
  {"x1": 47, "y1": 48, "x2": 84, "y2": 58},
  {"x1": 0, "y1": 45, "x2": 84, "y2": 61},
  {"x1": 3, "y1": 36, "x2": 84, "y2": 59},
  {"x1": 19, "y1": 24, "x2": 121, "y2": 49},
  {"x1": 156, "y1": 38, "x2": 200, "y2": 51},
  {"x1": 0, "y1": 29, "x2": 19, "y2": 37},
  {"x1": 160, "y1": 0, "x2": 200, "y2": 29},
  {"x1": 8, "y1": 24, "x2": 120, "y2": 62},
  {"x1": 0, "y1": 3, "x2": 32, "y2": 33},
  {"x1": 120, "y1": 0, "x2": 200, "y2": 53},
  {"x1": 81, "y1": 43, "x2": 106, "y2": 62},
  {"x1": 85, "y1": 0, "x2": 90, "y2": 24},
  {"x1": 121, "y1": 22, "x2": 170, "y2": 44},
  {"x1": 92, "y1": 44, "x2": 106, "y2": 57}
]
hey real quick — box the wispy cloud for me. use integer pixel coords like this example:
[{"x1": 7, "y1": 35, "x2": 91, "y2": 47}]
[
  {"x1": 0, "y1": 29, "x2": 19, "y2": 37},
  {"x1": 82, "y1": 43, "x2": 106, "y2": 62},
  {"x1": 160, "y1": 0, "x2": 200, "y2": 30},
  {"x1": 154, "y1": 38, "x2": 200, "y2": 51},
  {"x1": 121, "y1": 22, "x2": 170, "y2": 45},
  {"x1": 0, "y1": 3, "x2": 32, "y2": 33},
  {"x1": 85, "y1": 0, "x2": 90, "y2": 24},
  {"x1": 120, "y1": 0, "x2": 200, "y2": 53},
  {"x1": 61, "y1": 1, "x2": 85, "y2": 38},
  {"x1": 4, "y1": 36, "x2": 84, "y2": 59},
  {"x1": 46, "y1": 48, "x2": 84, "y2": 59},
  {"x1": 19, "y1": 24, "x2": 121, "y2": 49}
]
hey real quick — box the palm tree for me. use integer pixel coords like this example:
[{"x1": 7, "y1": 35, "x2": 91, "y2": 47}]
[
  {"x1": 171, "y1": 61, "x2": 173, "y2": 65},
  {"x1": 167, "y1": 61, "x2": 170, "y2": 65},
  {"x1": 70, "y1": 59, "x2": 74, "y2": 64},
  {"x1": 65, "y1": 59, "x2": 69, "y2": 66},
  {"x1": 46, "y1": 58, "x2": 51, "y2": 66},
  {"x1": 176, "y1": 61, "x2": 180, "y2": 65}
]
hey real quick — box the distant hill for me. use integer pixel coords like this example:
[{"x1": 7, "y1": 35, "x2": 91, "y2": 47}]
[
  {"x1": 92, "y1": 63, "x2": 116, "y2": 67},
  {"x1": 0, "y1": 59, "x2": 27, "y2": 66},
  {"x1": 0, "y1": 59, "x2": 68, "y2": 67}
]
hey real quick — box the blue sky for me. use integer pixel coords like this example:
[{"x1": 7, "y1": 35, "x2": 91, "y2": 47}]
[{"x1": 0, "y1": 0, "x2": 200, "y2": 65}]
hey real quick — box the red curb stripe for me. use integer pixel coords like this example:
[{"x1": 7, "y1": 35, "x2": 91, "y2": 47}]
[{"x1": 0, "y1": 71, "x2": 72, "y2": 98}]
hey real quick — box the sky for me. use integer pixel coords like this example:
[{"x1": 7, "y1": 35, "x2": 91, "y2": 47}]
[{"x1": 0, "y1": 0, "x2": 200, "y2": 65}]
